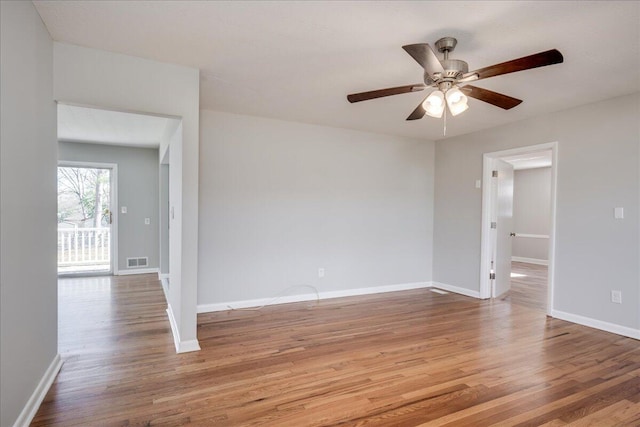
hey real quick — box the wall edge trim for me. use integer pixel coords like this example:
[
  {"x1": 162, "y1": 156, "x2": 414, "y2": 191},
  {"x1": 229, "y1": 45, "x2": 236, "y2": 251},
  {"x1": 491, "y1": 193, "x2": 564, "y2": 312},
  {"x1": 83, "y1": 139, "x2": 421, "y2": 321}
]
[
  {"x1": 430, "y1": 281, "x2": 482, "y2": 299},
  {"x1": 117, "y1": 268, "x2": 159, "y2": 276},
  {"x1": 177, "y1": 340, "x2": 201, "y2": 353},
  {"x1": 166, "y1": 304, "x2": 181, "y2": 353},
  {"x1": 166, "y1": 304, "x2": 200, "y2": 354},
  {"x1": 551, "y1": 309, "x2": 640, "y2": 340},
  {"x1": 12, "y1": 354, "x2": 63, "y2": 427},
  {"x1": 197, "y1": 281, "x2": 432, "y2": 313}
]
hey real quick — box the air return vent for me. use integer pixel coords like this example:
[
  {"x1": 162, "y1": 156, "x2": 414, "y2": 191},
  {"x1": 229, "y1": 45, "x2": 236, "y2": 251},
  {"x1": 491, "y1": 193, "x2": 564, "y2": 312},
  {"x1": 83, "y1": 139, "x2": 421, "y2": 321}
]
[{"x1": 127, "y1": 257, "x2": 149, "y2": 268}]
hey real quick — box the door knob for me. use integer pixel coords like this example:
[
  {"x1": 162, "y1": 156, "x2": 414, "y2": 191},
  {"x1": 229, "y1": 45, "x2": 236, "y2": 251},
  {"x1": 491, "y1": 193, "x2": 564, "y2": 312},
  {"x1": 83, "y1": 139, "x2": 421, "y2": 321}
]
[{"x1": 510, "y1": 232, "x2": 516, "y2": 237}]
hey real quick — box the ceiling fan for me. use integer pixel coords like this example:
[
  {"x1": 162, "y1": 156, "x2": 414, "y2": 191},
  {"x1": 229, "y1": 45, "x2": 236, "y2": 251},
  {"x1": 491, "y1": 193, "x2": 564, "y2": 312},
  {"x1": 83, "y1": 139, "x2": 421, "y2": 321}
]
[{"x1": 347, "y1": 37, "x2": 563, "y2": 122}]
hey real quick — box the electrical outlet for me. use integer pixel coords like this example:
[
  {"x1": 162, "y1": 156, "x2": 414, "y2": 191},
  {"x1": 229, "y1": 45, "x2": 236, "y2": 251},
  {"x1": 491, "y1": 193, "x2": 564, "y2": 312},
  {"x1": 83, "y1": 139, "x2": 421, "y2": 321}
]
[
  {"x1": 611, "y1": 290, "x2": 622, "y2": 304},
  {"x1": 318, "y1": 268, "x2": 325, "y2": 278}
]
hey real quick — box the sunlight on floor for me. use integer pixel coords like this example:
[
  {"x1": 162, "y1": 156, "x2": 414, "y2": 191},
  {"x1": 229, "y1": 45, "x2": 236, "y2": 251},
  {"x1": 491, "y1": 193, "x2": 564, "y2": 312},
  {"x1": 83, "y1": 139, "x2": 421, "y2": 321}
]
[
  {"x1": 511, "y1": 272, "x2": 527, "y2": 278},
  {"x1": 59, "y1": 276, "x2": 112, "y2": 296}
]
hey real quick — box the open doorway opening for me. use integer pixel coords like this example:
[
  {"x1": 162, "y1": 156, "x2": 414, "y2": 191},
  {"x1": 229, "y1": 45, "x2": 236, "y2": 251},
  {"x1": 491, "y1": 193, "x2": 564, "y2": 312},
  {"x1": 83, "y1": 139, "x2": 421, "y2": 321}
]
[
  {"x1": 480, "y1": 142, "x2": 557, "y2": 315},
  {"x1": 507, "y1": 154, "x2": 552, "y2": 311},
  {"x1": 55, "y1": 102, "x2": 184, "y2": 360},
  {"x1": 57, "y1": 162, "x2": 117, "y2": 275}
]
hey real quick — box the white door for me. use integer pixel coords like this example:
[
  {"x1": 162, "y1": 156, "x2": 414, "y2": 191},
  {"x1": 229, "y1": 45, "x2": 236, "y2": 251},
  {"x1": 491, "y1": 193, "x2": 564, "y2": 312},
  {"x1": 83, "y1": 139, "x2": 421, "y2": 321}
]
[{"x1": 493, "y1": 159, "x2": 514, "y2": 297}]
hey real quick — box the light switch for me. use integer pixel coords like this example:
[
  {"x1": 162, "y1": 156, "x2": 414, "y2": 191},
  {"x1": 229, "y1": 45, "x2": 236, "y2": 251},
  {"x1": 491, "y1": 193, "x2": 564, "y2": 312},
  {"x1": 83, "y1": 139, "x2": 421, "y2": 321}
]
[
  {"x1": 614, "y1": 207, "x2": 624, "y2": 219},
  {"x1": 475, "y1": 179, "x2": 482, "y2": 189},
  {"x1": 144, "y1": 218, "x2": 150, "y2": 225},
  {"x1": 121, "y1": 206, "x2": 127, "y2": 214}
]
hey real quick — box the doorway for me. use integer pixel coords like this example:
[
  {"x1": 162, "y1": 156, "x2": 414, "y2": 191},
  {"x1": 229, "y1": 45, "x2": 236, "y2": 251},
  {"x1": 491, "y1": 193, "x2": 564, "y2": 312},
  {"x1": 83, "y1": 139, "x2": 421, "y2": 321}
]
[
  {"x1": 57, "y1": 162, "x2": 117, "y2": 275},
  {"x1": 479, "y1": 142, "x2": 557, "y2": 315}
]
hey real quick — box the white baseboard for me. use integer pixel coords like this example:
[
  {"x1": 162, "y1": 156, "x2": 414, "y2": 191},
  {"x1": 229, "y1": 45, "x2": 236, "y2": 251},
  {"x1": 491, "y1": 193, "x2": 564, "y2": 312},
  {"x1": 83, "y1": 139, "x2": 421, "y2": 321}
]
[
  {"x1": 13, "y1": 354, "x2": 63, "y2": 427},
  {"x1": 158, "y1": 273, "x2": 169, "y2": 280},
  {"x1": 512, "y1": 256, "x2": 548, "y2": 266},
  {"x1": 160, "y1": 277, "x2": 169, "y2": 300},
  {"x1": 116, "y1": 267, "x2": 159, "y2": 276},
  {"x1": 430, "y1": 281, "x2": 481, "y2": 299},
  {"x1": 197, "y1": 281, "x2": 432, "y2": 313},
  {"x1": 177, "y1": 339, "x2": 202, "y2": 353},
  {"x1": 166, "y1": 304, "x2": 180, "y2": 351},
  {"x1": 551, "y1": 309, "x2": 640, "y2": 340},
  {"x1": 166, "y1": 304, "x2": 201, "y2": 354}
]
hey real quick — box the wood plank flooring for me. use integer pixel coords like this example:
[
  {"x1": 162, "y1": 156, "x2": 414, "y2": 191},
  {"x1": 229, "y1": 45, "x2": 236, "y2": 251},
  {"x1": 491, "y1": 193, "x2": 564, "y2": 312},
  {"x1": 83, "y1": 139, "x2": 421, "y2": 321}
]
[
  {"x1": 32, "y1": 274, "x2": 640, "y2": 426},
  {"x1": 506, "y1": 262, "x2": 548, "y2": 312}
]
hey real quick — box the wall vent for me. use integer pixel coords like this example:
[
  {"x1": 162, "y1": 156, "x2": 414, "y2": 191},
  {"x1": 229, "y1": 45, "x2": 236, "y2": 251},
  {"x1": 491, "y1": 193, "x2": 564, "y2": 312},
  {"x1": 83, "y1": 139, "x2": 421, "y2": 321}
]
[{"x1": 127, "y1": 257, "x2": 149, "y2": 268}]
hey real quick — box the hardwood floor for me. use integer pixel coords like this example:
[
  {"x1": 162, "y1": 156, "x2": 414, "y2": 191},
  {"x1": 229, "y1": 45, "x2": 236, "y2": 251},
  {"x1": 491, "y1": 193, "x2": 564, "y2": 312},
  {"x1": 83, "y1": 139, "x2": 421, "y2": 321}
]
[
  {"x1": 33, "y1": 274, "x2": 640, "y2": 426},
  {"x1": 505, "y1": 262, "x2": 548, "y2": 312}
]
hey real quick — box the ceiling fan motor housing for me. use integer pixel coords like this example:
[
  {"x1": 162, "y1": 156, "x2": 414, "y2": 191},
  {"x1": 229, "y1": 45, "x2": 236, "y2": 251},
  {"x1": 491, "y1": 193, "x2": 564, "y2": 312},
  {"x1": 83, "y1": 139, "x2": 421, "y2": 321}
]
[
  {"x1": 441, "y1": 59, "x2": 469, "y2": 78},
  {"x1": 432, "y1": 37, "x2": 469, "y2": 81},
  {"x1": 424, "y1": 58, "x2": 469, "y2": 87}
]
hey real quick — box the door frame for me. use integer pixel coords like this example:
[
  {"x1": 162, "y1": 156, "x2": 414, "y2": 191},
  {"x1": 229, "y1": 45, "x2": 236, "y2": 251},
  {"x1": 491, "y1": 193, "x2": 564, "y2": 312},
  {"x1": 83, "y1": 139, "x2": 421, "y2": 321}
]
[
  {"x1": 58, "y1": 160, "x2": 118, "y2": 275},
  {"x1": 479, "y1": 142, "x2": 558, "y2": 316}
]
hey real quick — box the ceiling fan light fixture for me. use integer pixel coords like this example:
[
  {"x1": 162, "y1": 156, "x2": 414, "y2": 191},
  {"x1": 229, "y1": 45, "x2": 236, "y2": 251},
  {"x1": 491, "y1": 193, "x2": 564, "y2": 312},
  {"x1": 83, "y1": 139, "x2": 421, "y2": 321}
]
[
  {"x1": 423, "y1": 90, "x2": 445, "y2": 118},
  {"x1": 445, "y1": 87, "x2": 469, "y2": 116},
  {"x1": 347, "y1": 38, "x2": 563, "y2": 123}
]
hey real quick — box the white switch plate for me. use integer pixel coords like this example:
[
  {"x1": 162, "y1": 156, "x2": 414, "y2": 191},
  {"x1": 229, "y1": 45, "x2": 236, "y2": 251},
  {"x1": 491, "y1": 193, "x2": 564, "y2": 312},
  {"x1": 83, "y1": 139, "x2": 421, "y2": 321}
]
[
  {"x1": 611, "y1": 290, "x2": 622, "y2": 304},
  {"x1": 475, "y1": 179, "x2": 481, "y2": 189},
  {"x1": 144, "y1": 218, "x2": 150, "y2": 225},
  {"x1": 614, "y1": 207, "x2": 624, "y2": 219},
  {"x1": 121, "y1": 206, "x2": 127, "y2": 214},
  {"x1": 318, "y1": 268, "x2": 325, "y2": 278}
]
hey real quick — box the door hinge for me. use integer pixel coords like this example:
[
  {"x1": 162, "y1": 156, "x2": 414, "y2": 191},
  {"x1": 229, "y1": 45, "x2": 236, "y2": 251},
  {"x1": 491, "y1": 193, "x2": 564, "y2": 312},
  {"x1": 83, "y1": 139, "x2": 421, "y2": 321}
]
[
  {"x1": 492, "y1": 170, "x2": 498, "y2": 178},
  {"x1": 491, "y1": 222, "x2": 497, "y2": 229},
  {"x1": 489, "y1": 272, "x2": 496, "y2": 280}
]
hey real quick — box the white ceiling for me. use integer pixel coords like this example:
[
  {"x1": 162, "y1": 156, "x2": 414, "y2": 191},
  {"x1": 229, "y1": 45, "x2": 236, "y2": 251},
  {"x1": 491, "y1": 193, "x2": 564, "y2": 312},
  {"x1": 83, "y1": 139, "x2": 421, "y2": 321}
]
[
  {"x1": 58, "y1": 104, "x2": 175, "y2": 147},
  {"x1": 34, "y1": 1, "x2": 640, "y2": 141}
]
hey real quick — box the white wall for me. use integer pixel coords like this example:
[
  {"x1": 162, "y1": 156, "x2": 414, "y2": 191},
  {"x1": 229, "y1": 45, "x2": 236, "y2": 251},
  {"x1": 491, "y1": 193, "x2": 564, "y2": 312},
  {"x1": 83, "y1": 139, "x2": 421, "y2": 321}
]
[
  {"x1": 0, "y1": 2, "x2": 58, "y2": 426},
  {"x1": 53, "y1": 43, "x2": 200, "y2": 349},
  {"x1": 434, "y1": 93, "x2": 640, "y2": 331},
  {"x1": 512, "y1": 167, "x2": 551, "y2": 261},
  {"x1": 58, "y1": 142, "x2": 160, "y2": 272},
  {"x1": 198, "y1": 111, "x2": 434, "y2": 305}
]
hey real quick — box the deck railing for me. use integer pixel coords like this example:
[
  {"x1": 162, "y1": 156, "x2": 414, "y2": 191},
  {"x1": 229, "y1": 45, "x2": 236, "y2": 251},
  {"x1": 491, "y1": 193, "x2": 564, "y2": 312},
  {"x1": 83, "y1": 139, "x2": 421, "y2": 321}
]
[{"x1": 57, "y1": 227, "x2": 110, "y2": 267}]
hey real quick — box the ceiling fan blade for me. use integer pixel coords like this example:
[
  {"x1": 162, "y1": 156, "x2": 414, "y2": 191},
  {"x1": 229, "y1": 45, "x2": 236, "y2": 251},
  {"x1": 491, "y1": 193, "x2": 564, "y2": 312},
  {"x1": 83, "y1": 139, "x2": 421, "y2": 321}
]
[
  {"x1": 469, "y1": 49, "x2": 563, "y2": 81},
  {"x1": 460, "y1": 85, "x2": 523, "y2": 110},
  {"x1": 347, "y1": 84, "x2": 425, "y2": 103},
  {"x1": 406, "y1": 97, "x2": 427, "y2": 120},
  {"x1": 402, "y1": 43, "x2": 445, "y2": 77}
]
